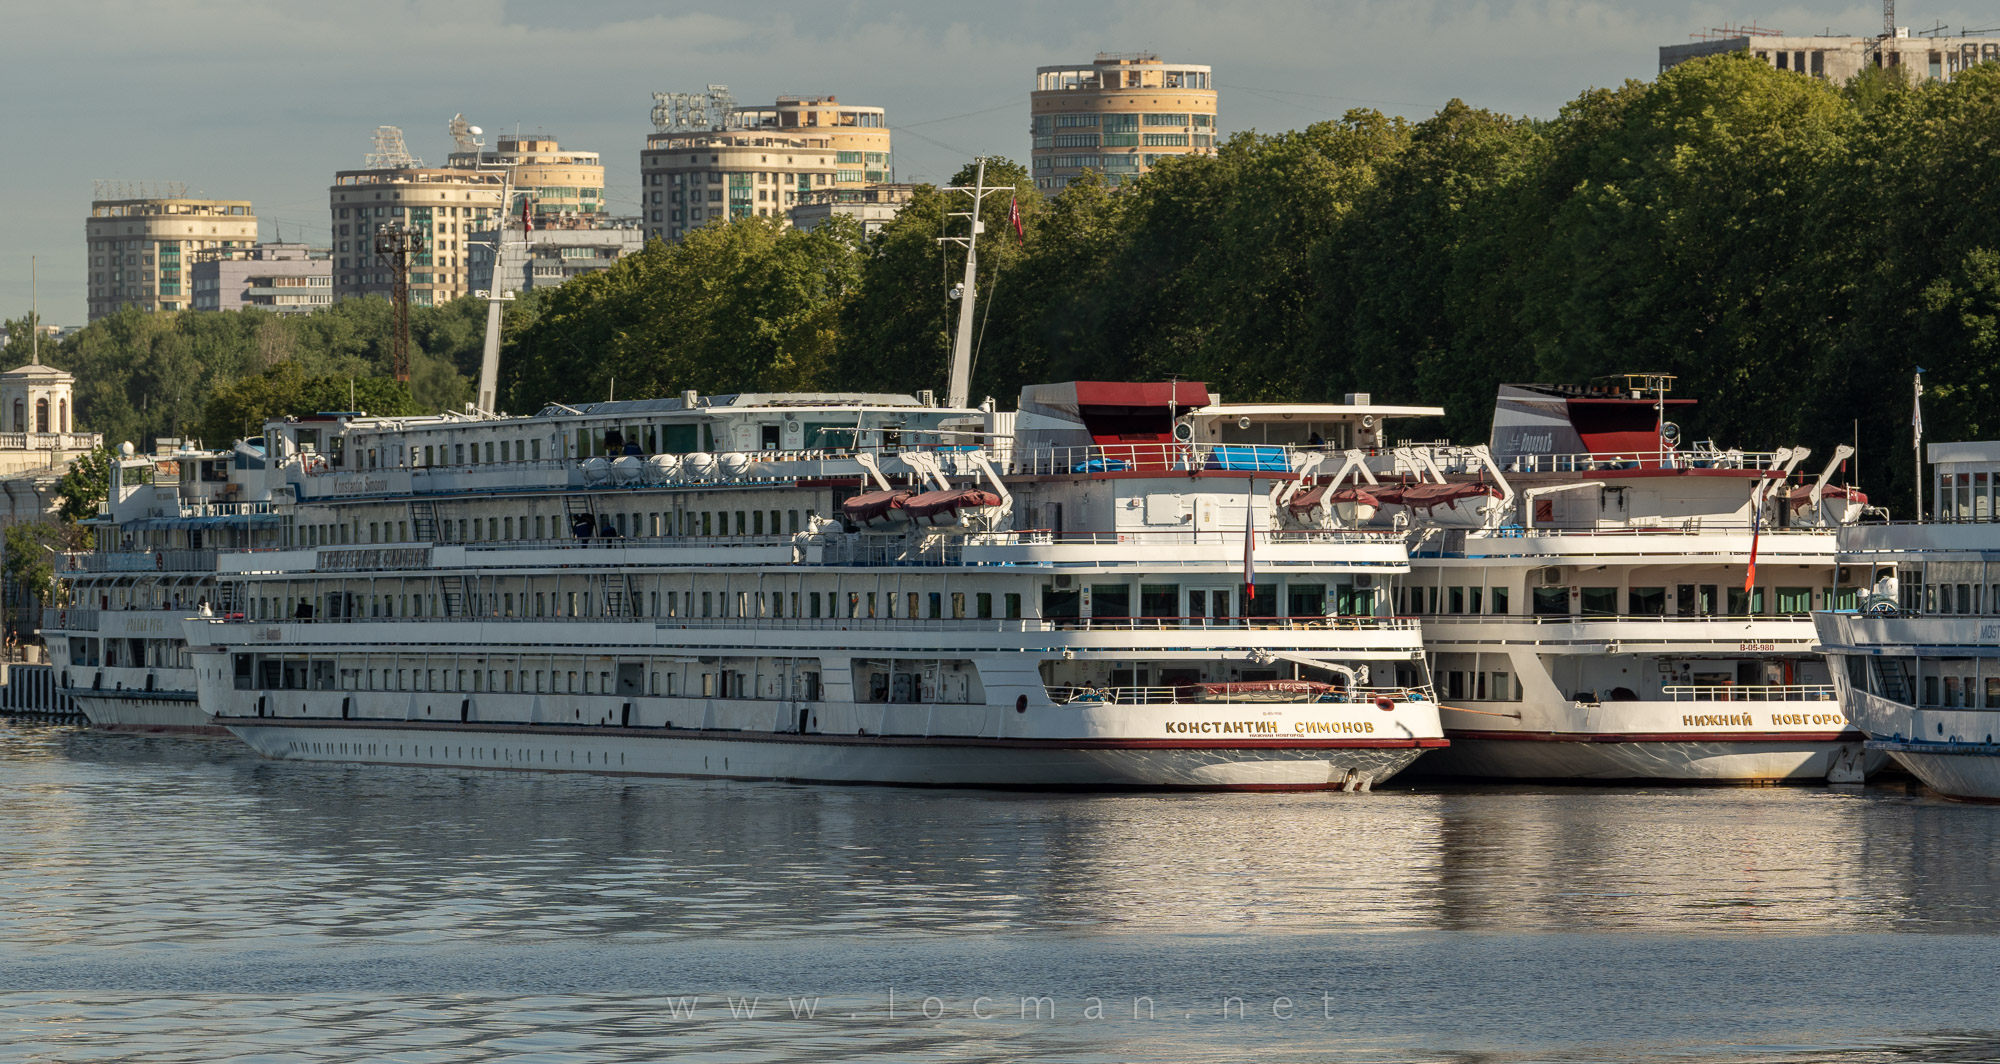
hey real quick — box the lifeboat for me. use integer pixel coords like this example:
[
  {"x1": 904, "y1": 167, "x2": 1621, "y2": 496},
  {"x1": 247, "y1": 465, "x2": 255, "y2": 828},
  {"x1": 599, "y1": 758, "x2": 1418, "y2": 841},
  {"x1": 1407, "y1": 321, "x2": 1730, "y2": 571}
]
[
  {"x1": 903, "y1": 487, "x2": 1003, "y2": 527},
  {"x1": 839, "y1": 489, "x2": 916, "y2": 529},
  {"x1": 1400, "y1": 483, "x2": 1504, "y2": 527},
  {"x1": 645, "y1": 453, "x2": 682, "y2": 484},
  {"x1": 611, "y1": 455, "x2": 644, "y2": 484},
  {"x1": 1326, "y1": 487, "x2": 1381, "y2": 525},
  {"x1": 1787, "y1": 484, "x2": 1869, "y2": 523}
]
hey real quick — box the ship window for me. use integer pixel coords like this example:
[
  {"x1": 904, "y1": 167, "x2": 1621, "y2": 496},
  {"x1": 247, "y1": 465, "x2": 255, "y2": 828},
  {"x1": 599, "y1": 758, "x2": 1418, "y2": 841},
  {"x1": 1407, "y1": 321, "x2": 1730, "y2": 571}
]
[
  {"x1": 810, "y1": 593, "x2": 822, "y2": 619},
  {"x1": 753, "y1": 511, "x2": 764, "y2": 535},
  {"x1": 1005, "y1": 593, "x2": 1021, "y2": 619},
  {"x1": 1532, "y1": 586, "x2": 1568, "y2": 615},
  {"x1": 1628, "y1": 587, "x2": 1665, "y2": 616},
  {"x1": 1776, "y1": 587, "x2": 1812, "y2": 615},
  {"x1": 1580, "y1": 588, "x2": 1617, "y2": 616},
  {"x1": 736, "y1": 510, "x2": 747, "y2": 535},
  {"x1": 1143, "y1": 584, "x2": 1180, "y2": 620},
  {"x1": 789, "y1": 510, "x2": 800, "y2": 533},
  {"x1": 977, "y1": 592, "x2": 992, "y2": 619},
  {"x1": 951, "y1": 592, "x2": 965, "y2": 618}
]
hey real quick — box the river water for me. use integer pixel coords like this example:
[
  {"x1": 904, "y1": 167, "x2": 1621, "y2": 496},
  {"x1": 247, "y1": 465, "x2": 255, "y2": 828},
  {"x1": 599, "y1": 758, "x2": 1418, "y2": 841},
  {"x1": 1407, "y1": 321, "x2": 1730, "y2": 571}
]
[{"x1": 3, "y1": 720, "x2": 1999, "y2": 1063}]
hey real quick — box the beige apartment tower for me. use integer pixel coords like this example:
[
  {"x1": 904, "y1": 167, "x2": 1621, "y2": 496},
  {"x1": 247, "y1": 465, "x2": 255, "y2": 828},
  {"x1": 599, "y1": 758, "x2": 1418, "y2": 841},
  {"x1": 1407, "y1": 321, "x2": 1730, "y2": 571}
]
[
  {"x1": 1031, "y1": 53, "x2": 1217, "y2": 192},
  {"x1": 446, "y1": 134, "x2": 607, "y2": 224},
  {"x1": 640, "y1": 90, "x2": 891, "y2": 243},
  {"x1": 85, "y1": 186, "x2": 257, "y2": 321},
  {"x1": 328, "y1": 127, "x2": 505, "y2": 306}
]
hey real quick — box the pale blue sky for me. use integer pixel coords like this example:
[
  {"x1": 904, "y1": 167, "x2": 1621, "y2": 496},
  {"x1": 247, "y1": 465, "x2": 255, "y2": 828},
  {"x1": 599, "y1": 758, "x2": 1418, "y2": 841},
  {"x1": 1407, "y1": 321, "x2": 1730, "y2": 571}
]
[{"x1": 3, "y1": 0, "x2": 1987, "y2": 324}]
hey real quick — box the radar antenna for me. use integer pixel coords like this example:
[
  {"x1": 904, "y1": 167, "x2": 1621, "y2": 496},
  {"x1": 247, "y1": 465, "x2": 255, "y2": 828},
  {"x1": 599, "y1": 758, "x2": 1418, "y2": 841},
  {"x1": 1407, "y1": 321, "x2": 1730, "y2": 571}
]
[{"x1": 447, "y1": 113, "x2": 484, "y2": 153}]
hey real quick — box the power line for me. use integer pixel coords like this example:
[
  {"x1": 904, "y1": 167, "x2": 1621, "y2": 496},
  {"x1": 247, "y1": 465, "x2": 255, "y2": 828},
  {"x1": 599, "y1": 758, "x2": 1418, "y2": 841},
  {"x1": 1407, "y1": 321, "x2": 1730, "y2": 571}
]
[
  {"x1": 1220, "y1": 82, "x2": 1431, "y2": 111},
  {"x1": 899, "y1": 97, "x2": 1027, "y2": 128}
]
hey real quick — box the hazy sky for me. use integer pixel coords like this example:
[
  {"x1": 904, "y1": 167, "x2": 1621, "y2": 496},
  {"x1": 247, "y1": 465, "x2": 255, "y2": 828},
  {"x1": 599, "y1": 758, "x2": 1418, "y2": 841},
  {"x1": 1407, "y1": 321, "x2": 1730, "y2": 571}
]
[{"x1": 4, "y1": 0, "x2": 1988, "y2": 324}]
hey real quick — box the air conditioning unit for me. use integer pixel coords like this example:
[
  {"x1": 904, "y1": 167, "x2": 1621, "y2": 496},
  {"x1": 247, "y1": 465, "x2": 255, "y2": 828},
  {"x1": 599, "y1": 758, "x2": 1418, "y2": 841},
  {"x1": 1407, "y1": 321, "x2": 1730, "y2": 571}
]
[
  {"x1": 1532, "y1": 566, "x2": 1565, "y2": 585},
  {"x1": 1345, "y1": 393, "x2": 1372, "y2": 406},
  {"x1": 1054, "y1": 575, "x2": 1073, "y2": 588}
]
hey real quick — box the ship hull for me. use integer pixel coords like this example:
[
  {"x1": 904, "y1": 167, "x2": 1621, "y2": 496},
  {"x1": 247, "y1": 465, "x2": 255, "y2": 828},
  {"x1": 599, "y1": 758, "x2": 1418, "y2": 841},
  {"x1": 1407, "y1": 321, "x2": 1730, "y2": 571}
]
[
  {"x1": 1864, "y1": 740, "x2": 2000, "y2": 801},
  {"x1": 74, "y1": 692, "x2": 226, "y2": 735},
  {"x1": 1409, "y1": 730, "x2": 1883, "y2": 782},
  {"x1": 222, "y1": 718, "x2": 1440, "y2": 790}
]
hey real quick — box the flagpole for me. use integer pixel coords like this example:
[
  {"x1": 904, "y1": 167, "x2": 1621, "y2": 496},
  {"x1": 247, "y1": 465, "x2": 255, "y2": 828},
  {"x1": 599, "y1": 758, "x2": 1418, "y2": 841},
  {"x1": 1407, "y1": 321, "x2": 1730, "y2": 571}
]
[{"x1": 1913, "y1": 369, "x2": 1925, "y2": 524}]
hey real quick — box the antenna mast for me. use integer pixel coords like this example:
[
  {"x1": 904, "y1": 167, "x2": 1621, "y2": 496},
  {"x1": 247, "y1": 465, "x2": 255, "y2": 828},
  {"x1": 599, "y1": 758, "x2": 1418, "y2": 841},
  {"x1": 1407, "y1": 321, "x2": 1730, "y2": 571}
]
[
  {"x1": 1883, "y1": 0, "x2": 1896, "y2": 37},
  {"x1": 373, "y1": 222, "x2": 424, "y2": 381},
  {"x1": 938, "y1": 158, "x2": 1012, "y2": 409}
]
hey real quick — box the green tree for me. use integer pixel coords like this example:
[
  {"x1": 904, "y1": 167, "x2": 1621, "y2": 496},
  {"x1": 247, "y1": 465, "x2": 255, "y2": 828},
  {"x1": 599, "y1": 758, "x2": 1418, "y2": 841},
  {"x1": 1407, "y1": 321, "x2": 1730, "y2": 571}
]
[{"x1": 55, "y1": 444, "x2": 114, "y2": 523}]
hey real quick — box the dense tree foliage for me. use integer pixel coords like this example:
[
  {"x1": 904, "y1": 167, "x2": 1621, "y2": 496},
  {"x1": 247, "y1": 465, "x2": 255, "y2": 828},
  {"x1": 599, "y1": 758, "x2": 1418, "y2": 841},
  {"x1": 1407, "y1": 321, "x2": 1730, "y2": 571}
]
[{"x1": 15, "y1": 56, "x2": 2000, "y2": 515}]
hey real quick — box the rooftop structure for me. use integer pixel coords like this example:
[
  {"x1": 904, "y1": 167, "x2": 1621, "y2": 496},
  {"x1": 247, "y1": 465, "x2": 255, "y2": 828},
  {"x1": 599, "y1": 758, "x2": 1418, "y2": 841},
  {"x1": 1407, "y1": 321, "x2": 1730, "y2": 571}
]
[
  {"x1": 468, "y1": 220, "x2": 646, "y2": 295},
  {"x1": 1031, "y1": 53, "x2": 1217, "y2": 192}
]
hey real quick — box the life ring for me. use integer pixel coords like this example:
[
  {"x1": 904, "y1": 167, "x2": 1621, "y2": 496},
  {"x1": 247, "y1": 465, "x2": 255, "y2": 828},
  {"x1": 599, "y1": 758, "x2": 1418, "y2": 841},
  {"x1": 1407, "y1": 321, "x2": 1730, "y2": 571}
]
[
  {"x1": 302, "y1": 454, "x2": 329, "y2": 475},
  {"x1": 155, "y1": 552, "x2": 165, "y2": 571},
  {"x1": 56, "y1": 610, "x2": 66, "y2": 629}
]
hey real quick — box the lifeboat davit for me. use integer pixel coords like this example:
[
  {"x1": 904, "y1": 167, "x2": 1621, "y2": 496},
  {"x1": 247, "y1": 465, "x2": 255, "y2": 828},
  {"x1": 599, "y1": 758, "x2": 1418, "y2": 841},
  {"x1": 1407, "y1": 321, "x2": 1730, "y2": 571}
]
[
  {"x1": 903, "y1": 487, "x2": 1003, "y2": 527},
  {"x1": 840, "y1": 489, "x2": 916, "y2": 529},
  {"x1": 1400, "y1": 483, "x2": 1504, "y2": 527}
]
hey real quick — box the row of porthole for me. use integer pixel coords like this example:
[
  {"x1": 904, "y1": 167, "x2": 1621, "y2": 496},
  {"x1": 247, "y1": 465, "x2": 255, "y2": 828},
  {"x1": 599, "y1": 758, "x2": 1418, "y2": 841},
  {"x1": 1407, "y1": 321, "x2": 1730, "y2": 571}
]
[{"x1": 284, "y1": 739, "x2": 628, "y2": 767}]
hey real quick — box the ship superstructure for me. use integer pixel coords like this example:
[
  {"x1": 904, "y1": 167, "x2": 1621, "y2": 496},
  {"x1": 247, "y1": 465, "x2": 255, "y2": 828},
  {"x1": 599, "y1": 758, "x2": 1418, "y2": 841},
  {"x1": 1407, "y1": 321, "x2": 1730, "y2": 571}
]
[
  {"x1": 1274, "y1": 375, "x2": 1883, "y2": 782},
  {"x1": 183, "y1": 381, "x2": 1453, "y2": 789},
  {"x1": 45, "y1": 438, "x2": 280, "y2": 733},
  {"x1": 1817, "y1": 440, "x2": 2000, "y2": 799}
]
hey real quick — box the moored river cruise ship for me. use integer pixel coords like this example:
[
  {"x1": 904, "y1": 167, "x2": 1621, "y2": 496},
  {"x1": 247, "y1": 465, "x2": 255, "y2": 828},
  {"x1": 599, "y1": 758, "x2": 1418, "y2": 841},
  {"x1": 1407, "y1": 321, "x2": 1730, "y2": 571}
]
[
  {"x1": 43, "y1": 438, "x2": 279, "y2": 734},
  {"x1": 184, "y1": 380, "x2": 1449, "y2": 789},
  {"x1": 1816, "y1": 440, "x2": 2000, "y2": 800},
  {"x1": 1272, "y1": 375, "x2": 1883, "y2": 782}
]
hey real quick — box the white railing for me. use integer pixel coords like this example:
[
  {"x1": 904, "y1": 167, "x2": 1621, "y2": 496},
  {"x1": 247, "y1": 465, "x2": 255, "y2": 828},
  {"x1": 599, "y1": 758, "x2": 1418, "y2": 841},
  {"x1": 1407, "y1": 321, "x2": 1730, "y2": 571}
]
[
  {"x1": 1492, "y1": 450, "x2": 1782, "y2": 474},
  {"x1": 1010, "y1": 442, "x2": 1298, "y2": 476},
  {"x1": 1048, "y1": 684, "x2": 1432, "y2": 706},
  {"x1": 1662, "y1": 684, "x2": 1837, "y2": 702},
  {"x1": 220, "y1": 613, "x2": 1421, "y2": 633}
]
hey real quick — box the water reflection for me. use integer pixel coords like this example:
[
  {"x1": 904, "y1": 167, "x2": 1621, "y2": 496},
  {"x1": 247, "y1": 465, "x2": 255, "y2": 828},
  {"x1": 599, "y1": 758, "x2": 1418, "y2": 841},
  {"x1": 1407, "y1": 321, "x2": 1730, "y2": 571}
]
[{"x1": 4, "y1": 722, "x2": 1999, "y2": 948}]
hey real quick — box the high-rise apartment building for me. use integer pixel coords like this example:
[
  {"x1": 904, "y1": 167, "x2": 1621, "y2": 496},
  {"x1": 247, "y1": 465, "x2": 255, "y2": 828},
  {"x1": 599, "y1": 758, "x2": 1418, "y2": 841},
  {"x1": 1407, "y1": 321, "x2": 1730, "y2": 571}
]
[
  {"x1": 328, "y1": 127, "x2": 505, "y2": 306},
  {"x1": 1030, "y1": 53, "x2": 1217, "y2": 192},
  {"x1": 84, "y1": 185, "x2": 257, "y2": 321},
  {"x1": 1661, "y1": 25, "x2": 2000, "y2": 81},
  {"x1": 639, "y1": 88, "x2": 890, "y2": 243},
  {"x1": 445, "y1": 134, "x2": 607, "y2": 224}
]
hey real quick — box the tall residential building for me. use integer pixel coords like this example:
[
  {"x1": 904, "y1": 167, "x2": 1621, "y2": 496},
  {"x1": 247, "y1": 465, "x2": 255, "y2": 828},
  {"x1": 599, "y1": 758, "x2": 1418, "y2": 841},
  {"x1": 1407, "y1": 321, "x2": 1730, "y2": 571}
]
[
  {"x1": 445, "y1": 134, "x2": 607, "y2": 224},
  {"x1": 1030, "y1": 53, "x2": 1217, "y2": 192},
  {"x1": 328, "y1": 126, "x2": 506, "y2": 306},
  {"x1": 1662, "y1": 25, "x2": 2000, "y2": 81},
  {"x1": 640, "y1": 88, "x2": 890, "y2": 242},
  {"x1": 191, "y1": 243, "x2": 333, "y2": 314},
  {"x1": 84, "y1": 185, "x2": 256, "y2": 320}
]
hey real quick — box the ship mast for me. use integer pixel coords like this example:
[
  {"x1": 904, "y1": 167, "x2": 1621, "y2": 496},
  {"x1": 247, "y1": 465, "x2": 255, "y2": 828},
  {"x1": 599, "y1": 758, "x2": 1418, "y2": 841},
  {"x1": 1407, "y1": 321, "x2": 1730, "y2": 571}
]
[{"x1": 939, "y1": 158, "x2": 1012, "y2": 410}]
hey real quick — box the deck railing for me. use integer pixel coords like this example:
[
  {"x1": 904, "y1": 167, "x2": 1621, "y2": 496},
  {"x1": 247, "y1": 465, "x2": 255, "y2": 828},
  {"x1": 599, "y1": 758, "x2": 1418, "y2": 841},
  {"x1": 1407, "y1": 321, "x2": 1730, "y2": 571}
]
[
  {"x1": 1661, "y1": 684, "x2": 1836, "y2": 702},
  {"x1": 1047, "y1": 684, "x2": 1432, "y2": 706},
  {"x1": 216, "y1": 613, "x2": 1421, "y2": 633}
]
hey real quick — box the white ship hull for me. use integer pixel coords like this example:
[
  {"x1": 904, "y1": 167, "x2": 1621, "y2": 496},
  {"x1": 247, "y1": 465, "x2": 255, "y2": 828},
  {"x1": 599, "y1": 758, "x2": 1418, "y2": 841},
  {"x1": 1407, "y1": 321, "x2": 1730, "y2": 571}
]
[
  {"x1": 1414, "y1": 733, "x2": 1878, "y2": 782},
  {"x1": 1840, "y1": 688, "x2": 2000, "y2": 801},
  {"x1": 1409, "y1": 696, "x2": 1883, "y2": 782},
  {"x1": 222, "y1": 717, "x2": 1434, "y2": 790},
  {"x1": 74, "y1": 692, "x2": 223, "y2": 735}
]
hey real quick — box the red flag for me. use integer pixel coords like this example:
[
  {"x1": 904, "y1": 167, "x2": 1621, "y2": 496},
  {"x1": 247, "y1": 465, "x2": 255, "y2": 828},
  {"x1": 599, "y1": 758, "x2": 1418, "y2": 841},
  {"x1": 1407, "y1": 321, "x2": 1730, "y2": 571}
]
[
  {"x1": 521, "y1": 196, "x2": 533, "y2": 233},
  {"x1": 1243, "y1": 490, "x2": 1256, "y2": 600},
  {"x1": 1744, "y1": 490, "x2": 1762, "y2": 594},
  {"x1": 1008, "y1": 198, "x2": 1024, "y2": 243}
]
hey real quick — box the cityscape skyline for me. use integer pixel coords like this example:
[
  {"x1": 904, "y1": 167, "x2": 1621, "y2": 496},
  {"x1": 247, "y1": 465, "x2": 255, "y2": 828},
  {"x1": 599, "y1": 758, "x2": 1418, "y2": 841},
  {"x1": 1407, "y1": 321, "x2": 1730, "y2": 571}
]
[{"x1": 7, "y1": 0, "x2": 1992, "y2": 323}]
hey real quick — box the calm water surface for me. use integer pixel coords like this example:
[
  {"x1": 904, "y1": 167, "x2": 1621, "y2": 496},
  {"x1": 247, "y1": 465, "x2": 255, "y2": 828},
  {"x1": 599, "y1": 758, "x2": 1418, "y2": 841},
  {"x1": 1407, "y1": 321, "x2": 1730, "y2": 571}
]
[{"x1": 3, "y1": 719, "x2": 1999, "y2": 1062}]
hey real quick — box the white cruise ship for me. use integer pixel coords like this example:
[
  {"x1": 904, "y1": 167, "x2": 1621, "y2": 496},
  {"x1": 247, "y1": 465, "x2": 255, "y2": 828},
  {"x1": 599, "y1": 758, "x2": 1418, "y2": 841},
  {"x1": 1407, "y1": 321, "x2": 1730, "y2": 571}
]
[
  {"x1": 1816, "y1": 440, "x2": 2000, "y2": 799},
  {"x1": 181, "y1": 380, "x2": 1452, "y2": 790},
  {"x1": 1283, "y1": 376, "x2": 1883, "y2": 782},
  {"x1": 43, "y1": 439, "x2": 279, "y2": 734}
]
